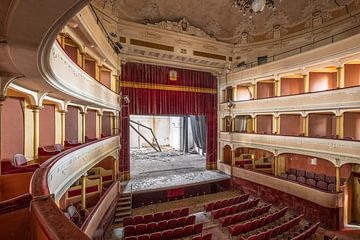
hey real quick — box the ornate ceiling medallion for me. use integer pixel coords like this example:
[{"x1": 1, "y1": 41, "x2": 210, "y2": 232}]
[{"x1": 233, "y1": 0, "x2": 275, "y2": 16}]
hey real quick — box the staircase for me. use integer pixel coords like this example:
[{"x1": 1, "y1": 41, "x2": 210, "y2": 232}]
[{"x1": 114, "y1": 192, "x2": 132, "y2": 224}]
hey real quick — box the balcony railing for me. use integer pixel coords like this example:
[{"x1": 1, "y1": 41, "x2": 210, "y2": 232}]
[{"x1": 30, "y1": 135, "x2": 120, "y2": 239}]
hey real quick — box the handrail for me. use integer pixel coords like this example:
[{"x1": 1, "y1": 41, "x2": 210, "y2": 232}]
[
  {"x1": 239, "y1": 24, "x2": 360, "y2": 70},
  {"x1": 29, "y1": 135, "x2": 120, "y2": 239},
  {"x1": 0, "y1": 193, "x2": 32, "y2": 215}
]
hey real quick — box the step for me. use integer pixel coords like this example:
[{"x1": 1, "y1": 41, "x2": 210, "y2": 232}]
[
  {"x1": 118, "y1": 196, "x2": 132, "y2": 201},
  {"x1": 117, "y1": 205, "x2": 132, "y2": 211},
  {"x1": 116, "y1": 210, "x2": 132, "y2": 217}
]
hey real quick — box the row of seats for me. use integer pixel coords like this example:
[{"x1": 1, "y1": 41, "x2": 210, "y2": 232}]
[
  {"x1": 280, "y1": 168, "x2": 345, "y2": 192},
  {"x1": 240, "y1": 215, "x2": 304, "y2": 240},
  {"x1": 124, "y1": 223, "x2": 203, "y2": 240},
  {"x1": 219, "y1": 204, "x2": 274, "y2": 228},
  {"x1": 123, "y1": 208, "x2": 190, "y2": 226},
  {"x1": 228, "y1": 208, "x2": 288, "y2": 238},
  {"x1": 204, "y1": 194, "x2": 250, "y2": 212},
  {"x1": 211, "y1": 198, "x2": 260, "y2": 220},
  {"x1": 123, "y1": 215, "x2": 196, "y2": 237},
  {"x1": 290, "y1": 222, "x2": 320, "y2": 240}
]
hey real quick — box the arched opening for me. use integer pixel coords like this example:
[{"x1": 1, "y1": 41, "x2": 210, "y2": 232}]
[
  {"x1": 280, "y1": 76, "x2": 304, "y2": 96},
  {"x1": 222, "y1": 116, "x2": 233, "y2": 132},
  {"x1": 308, "y1": 112, "x2": 336, "y2": 138},
  {"x1": 256, "y1": 115, "x2": 273, "y2": 134},
  {"x1": 280, "y1": 114, "x2": 303, "y2": 136},
  {"x1": 233, "y1": 147, "x2": 274, "y2": 174},
  {"x1": 102, "y1": 112, "x2": 112, "y2": 137},
  {"x1": 309, "y1": 68, "x2": 337, "y2": 92},
  {"x1": 235, "y1": 85, "x2": 252, "y2": 101},
  {"x1": 39, "y1": 104, "x2": 56, "y2": 148},
  {"x1": 65, "y1": 106, "x2": 79, "y2": 143},
  {"x1": 344, "y1": 60, "x2": 360, "y2": 87},
  {"x1": 234, "y1": 115, "x2": 252, "y2": 133},
  {"x1": 257, "y1": 80, "x2": 275, "y2": 99},
  {"x1": 343, "y1": 111, "x2": 360, "y2": 140},
  {"x1": 85, "y1": 109, "x2": 97, "y2": 141},
  {"x1": 343, "y1": 163, "x2": 360, "y2": 226}
]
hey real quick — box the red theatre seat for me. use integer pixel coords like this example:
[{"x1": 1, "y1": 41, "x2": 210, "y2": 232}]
[
  {"x1": 64, "y1": 140, "x2": 81, "y2": 147},
  {"x1": 1, "y1": 154, "x2": 40, "y2": 175},
  {"x1": 38, "y1": 144, "x2": 63, "y2": 156}
]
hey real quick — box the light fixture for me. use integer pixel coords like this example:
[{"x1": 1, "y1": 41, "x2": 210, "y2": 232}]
[{"x1": 233, "y1": 0, "x2": 275, "y2": 15}]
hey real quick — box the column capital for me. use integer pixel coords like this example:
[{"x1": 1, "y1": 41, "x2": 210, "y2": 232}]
[
  {"x1": 29, "y1": 105, "x2": 42, "y2": 111},
  {"x1": 58, "y1": 110, "x2": 67, "y2": 114}
]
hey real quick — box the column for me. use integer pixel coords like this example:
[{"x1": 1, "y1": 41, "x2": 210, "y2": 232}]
[
  {"x1": 335, "y1": 159, "x2": 340, "y2": 192},
  {"x1": 274, "y1": 156, "x2": 279, "y2": 176},
  {"x1": 337, "y1": 66, "x2": 345, "y2": 89},
  {"x1": 77, "y1": 50, "x2": 84, "y2": 68},
  {"x1": 252, "y1": 83, "x2": 257, "y2": 99},
  {"x1": 303, "y1": 74, "x2": 310, "y2": 93},
  {"x1": 336, "y1": 114, "x2": 344, "y2": 139},
  {"x1": 81, "y1": 174, "x2": 87, "y2": 209},
  {"x1": 302, "y1": 115, "x2": 309, "y2": 136},
  {"x1": 113, "y1": 158, "x2": 118, "y2": 181},
  {"x1": 32, "y1": 106, "x2": 41, "y2": 159},
  {"x1": 95, "y1": 63, "x2": 101, "y2": 81},
  {"x1": 0, "y1": 98, "x2": 4, "y2": 163},
  {"x1": 273, "y1": 115, "x2": 280, "y2": 134},
  {"x1": 97, "y1": 112, "x2": 102, "y2": 139},
  {"x1": 252, "y1": 116, "x2": 257, "y2": 133},
  {"x1": 80, "y1": 111, "x2": 86, "y2": 143},
  {"x1": 112, "y1": 115, "x2": 117, "y2": 135},
  {"x1": 58, "y1": 33, "x2": 66, "y2": 48},
  {"x1": 59, "y1": 110, "x2": 66, "y2": 145},
  {"x1": 275, "y1": 78, "x2": 281, "y2": 97}
]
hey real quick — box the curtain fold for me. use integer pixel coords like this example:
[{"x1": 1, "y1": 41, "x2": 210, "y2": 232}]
[{"x1": 120, "y1": 62, "x2": 217, "y2": 179}]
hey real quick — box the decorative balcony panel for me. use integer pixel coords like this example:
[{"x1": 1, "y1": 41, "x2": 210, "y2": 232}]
[
  {"x1": 220, "y1": 86, "x2": 360, "y2": 115},
  {"x1": 47, "y1": 42, "x2": 120, "y2": 110},
  {"x1": 45, "y1": 136, "x2": 119, "y2": 202},
  {"x1": 219, "y1": 133, "x2": 360, "y2": 166},
  {"x1": 230, "y1": 167, "x2": 339, "y2": 209}
]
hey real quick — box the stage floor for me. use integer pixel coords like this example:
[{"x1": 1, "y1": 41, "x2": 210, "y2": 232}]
[{"x1": 122, "y1": 148, "x2": 229, "y2": 193}]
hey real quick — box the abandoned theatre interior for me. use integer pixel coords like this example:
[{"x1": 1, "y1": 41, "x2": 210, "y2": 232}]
[{"x1": 1, "y1": 0, "x2": 360, "y2": 239}]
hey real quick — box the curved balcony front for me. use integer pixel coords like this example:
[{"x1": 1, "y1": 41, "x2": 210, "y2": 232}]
[
  {"x1": 219, "y1": 132, "x2": 360, "y2": 166},
  {"x1": 30, "y1": 136, "x2": 120, "y2": 239}
]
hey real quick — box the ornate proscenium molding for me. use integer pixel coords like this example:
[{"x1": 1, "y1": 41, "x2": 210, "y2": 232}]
[{"x1": 148, "y1": 17, "x2": 215, "y2": 40}]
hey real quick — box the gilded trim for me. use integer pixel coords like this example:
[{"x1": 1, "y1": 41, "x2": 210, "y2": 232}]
[{"x1": 121, "y1": 81, "x2": 217, "y2": 94}]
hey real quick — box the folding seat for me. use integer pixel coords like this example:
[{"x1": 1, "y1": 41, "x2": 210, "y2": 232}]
[
  {"x1": 228, "y1": 198, "x2": 234, "y2": 206},
  {"x1": 325, "y1": 175, "x2": 336, "y2": 184},
  {"x1": 222, "y1": 207, "x2": 230, "y2": 217},
  {"x1": 191, "y1": 236, "x2": 202, "y2": 240},
  {"x1": 123, "y1": 217, "x2": 134, "y2": 227},
  {"x1": 250, "y1": 219, "x2": 260, "y2": 231},
  {"x1": 201, "y1": 233, "x2": 212, "y2": 240},
  {"x1": 231, "y1": 214, "x2": 240, "y2": 225},
  {"x1": 306, "y1": 178, "x2": 316, "y2": 187},
  {"x1": 228, "y1": 224, "x2": 243, "y2": 238},
  {"x1": 167, "y1": 219, "x2": 177, "y2": 229},
  {"x1": 236, "y1": 203, "x2": 244, "y2": 212},
  {"x1": 154, "y1": 212, "x2": 163, "y2": 222},
  {"x1": 124, "y1": 225, "x2": 136, "y2": 237},
  {"x1": 288, "y1": 174, "x2": 297, "y2": 182},
  {"x1": 161, "y1": 229, "x2": 173, "y2": 240},
  {"x1": 253, "y1": 208, "x2": 260, "y2": 217},
  {"x1": 138, "y1": 236, "x2": 150, "y2": 240},
  {"x1": 192, "y1": 223, "x2": 203, "y2": 235},
  {"x1": 177, "y1": 216, "x2": 187, "y2": 227},
  {"x1": 220, "y1": 199, "x2": 228, "y2": 208},
  {"x1": 288, "y1": 168, "x2": 297, "y2": 175},
  {"x1": 134, "y1": 215, "x2": 144, "y2": 225},
  {"x1": 254, "y1": 198, "x2": 260, "y2": 206},
  {"x1": 182, "y1": 225, "x2": 194, "y2": 238},
  {"x1": 248, "y1": 234, "x2": 258, "y2": 240},
  {"x1": 172, "y1": 227, "x2": 183, "y2": 239},
  {"x1": 204, "y1": 202, "x2": 214, "y2": 212},
  {"x1": 244, "y1": 194, "x2": 250, "y2": 201},
  {"x1": 149, "y1": 232, "x2": 161, "y2": 240},
  {"x1": 136, "y1": 224, "x2": 147, "y2": 236},
  {"x1": 280, "y1": 172, "x2": 288, "y2": 179},
  {"x1": 172, "y1": 209, "x2": 181, "y2": 219},
  {"x1": 186, "y1": 215, "x2": 196, "y2": 225},
  {"x1": 315, "y1": 173, "x2": 325, "y2": 181},
  {"x1": 297, "y1": 176, "x2": 306, "y2": 184},
  {"x1": 213, "y1": 201, "x2": 221, "y2": 210},
  {"x1": 180, "y1": 208, "x2": 190, "y2": 217},
  {"x1": 163, "y1": 211, "x2": 172, "y2": 220},
  {"x1": 316, "y1": 180, "x2": 328, "y2": 191},
  {"x1": 146, "y1": 222, "x2": 157, "y2": 234},
  {"x1": 220, "y1": 215, "x2": 232, "y2": 227},
  {"x1": 229, "y1": 205, "x2": 237, "y2": 215},
  {"x1": 271, "y1": 226, "x2": 280, "y2": 238},
  {"x1": 305, "y1": 171, "x2": 315, "y2": 179},
  {"x1": 233, "y1": 196, "x2": 240, "y2": 204},
  {"x1": 212, "y1": 209, "x2": 223, "y2": 220},
  {"x1": 258, "y1": 217, "x2": 266, "y2": 228},
  {"x1": 296, "y1": 169, "x2": 306, "y2": 177},
  {"x1": 157, "y1": 220, "x2": 168, "y2": 231},
  {"x1": 243, "y1": 221, "x2": 252, "y2": 234},
  {"x1": 144, "y1": 214, "x2": 154, "y2": 224}
]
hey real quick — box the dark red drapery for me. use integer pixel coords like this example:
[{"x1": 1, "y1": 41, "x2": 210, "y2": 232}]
[{"x1": 119, "y1": 62, "x2": 218, "y2": 180}]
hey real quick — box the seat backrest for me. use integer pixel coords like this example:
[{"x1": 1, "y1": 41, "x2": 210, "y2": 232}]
[
  {"x1": 297, "y1": 176, "x2": 306, "y2": 184},
  {"x1": 315, "y1": 173, "x2": 325, "y2": 181},
  {"x1": 325, "y1": 175, "x2": 336, "y2": 184},
  {"x1": 306, "y1": 171, "x2": 315, "y2": 179},
  {"x1": 306, "y1": 178, "x2": 316, "y2": 187},
  {"x1": 67, "y1": 205, "x2": 77, "y2": 217},
  {"x1": 328, "y1": 183, "x2": 336, "y2": 192},
  {"x1": 288, "y1": 174, "x2": 297, "y2": 181},
  {"x1": 288, "y1": 168, "x2": 297, "y2": 175},
  {"x1": 316, "y1": 180, "x2": 328, "y2": 190},
  {"x1": 54, "y1": 144, "x2": 63, "y2": 151},
  {"x1": 296, "y1": 169, "x2": 306, "y2": 177},
  {"x1": 13, "y1": 154, "x2": 27, "y2": 166},
  {"x1": 280, "y1": 172, "x2": 288, "y2": 179}
]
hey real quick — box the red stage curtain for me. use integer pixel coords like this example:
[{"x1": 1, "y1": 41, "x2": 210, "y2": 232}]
[{"x1": 120, "y1": 62, "x2": 217, "y2": 180}]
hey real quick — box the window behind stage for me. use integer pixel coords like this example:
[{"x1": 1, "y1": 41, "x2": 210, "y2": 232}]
[{"x1": 129, "y1": 115, "x2": 207, "y2": 177}]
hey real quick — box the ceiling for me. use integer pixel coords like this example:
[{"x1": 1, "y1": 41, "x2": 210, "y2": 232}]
[{"x1": 93, "y1": 0, "x2": 360, "y2": 43}]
